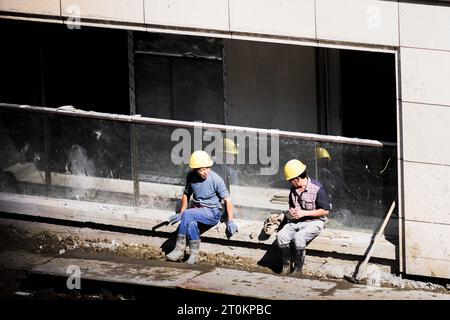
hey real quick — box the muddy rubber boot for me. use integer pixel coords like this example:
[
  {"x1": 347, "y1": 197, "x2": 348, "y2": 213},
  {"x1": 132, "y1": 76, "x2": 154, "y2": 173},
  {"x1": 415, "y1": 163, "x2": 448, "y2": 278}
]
[
  {"x1": 292, "y1": 249, "x2": 306, "y2": 274},
  {"x1": 166, "y1": 234, "x2": 186, "y2": 262},
  {"x1": 186, "y1": 240, "x2": 200, "y2": 265},
  {"x1": 280, "y1": 246, "x2": 291, "y2": 275}
]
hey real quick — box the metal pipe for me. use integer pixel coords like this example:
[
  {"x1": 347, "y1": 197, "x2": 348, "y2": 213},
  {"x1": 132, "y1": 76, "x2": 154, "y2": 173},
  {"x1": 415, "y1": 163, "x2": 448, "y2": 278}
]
[{"x1": 0, "y1": 103, "x2": 396, "y2": 148}]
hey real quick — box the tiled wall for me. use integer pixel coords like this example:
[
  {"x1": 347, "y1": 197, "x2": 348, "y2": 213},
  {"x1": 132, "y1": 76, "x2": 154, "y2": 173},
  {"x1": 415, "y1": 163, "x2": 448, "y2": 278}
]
[
  {"x1": 398, "y1": 2, "x2": 450, "y2": 279},
  {"x1": 0, "y1": 0, "x2": 400, "y2": 46}
]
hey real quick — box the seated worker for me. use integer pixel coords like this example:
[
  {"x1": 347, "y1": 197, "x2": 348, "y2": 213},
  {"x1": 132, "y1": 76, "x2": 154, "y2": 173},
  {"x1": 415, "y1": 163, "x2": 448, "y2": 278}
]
[
  {"x1": 278, "y1": 159, "x2": 331, "y2": 275},
  {"x1": 166, "y1": 150, "x2": 238, "y2": 264}
]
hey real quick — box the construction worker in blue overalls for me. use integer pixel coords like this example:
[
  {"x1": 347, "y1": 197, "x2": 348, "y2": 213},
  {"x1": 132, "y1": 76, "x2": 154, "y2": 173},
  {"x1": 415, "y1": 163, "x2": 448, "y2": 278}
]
[{"x1": 166, "y1": 150, "x2": 238, "y2": 264}]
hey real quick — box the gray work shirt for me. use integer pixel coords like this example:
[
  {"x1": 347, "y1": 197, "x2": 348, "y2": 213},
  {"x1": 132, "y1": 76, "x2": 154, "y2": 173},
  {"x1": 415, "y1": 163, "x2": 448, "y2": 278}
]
[{"x1": 184, "y1": 170, "x2": 230, "y2": 209}]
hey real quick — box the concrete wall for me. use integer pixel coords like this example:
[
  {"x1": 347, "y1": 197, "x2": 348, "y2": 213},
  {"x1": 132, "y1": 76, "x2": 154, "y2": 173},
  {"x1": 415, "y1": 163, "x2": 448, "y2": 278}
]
[
  {"x1": 2, "y1": 0, "x2": 450, "y2": 279},
  {"x1": 224, "y1": 40, "x2": 317, "y2": 132}
]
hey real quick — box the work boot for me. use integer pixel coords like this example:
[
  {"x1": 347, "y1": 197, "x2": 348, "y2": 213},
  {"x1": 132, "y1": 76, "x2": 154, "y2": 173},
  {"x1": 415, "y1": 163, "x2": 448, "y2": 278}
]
[
  {"x1": 279, "y1": 246, "x2": 291, "y2": 275},
  {"x1": 186, "y1": 240, "x2": 201, "y2": 264},
  {"x1": 166, "y1": 234, "x2": 186, "y2": 262},
  {"x1": 292, "y1": 249, "x2": 306, "y2": 274}
]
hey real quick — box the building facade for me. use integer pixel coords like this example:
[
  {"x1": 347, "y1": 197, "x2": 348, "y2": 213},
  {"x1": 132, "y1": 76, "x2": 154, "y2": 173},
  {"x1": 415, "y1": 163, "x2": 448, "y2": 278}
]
[{"x1": 0, "y1": 0, "x2": 449, "y2": 279}]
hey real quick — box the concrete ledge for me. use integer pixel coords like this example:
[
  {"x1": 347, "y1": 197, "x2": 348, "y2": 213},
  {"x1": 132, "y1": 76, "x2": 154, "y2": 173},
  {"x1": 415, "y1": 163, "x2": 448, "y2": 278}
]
[
  {"x1": 1, "y1": 250, "x2": 446, "y2": 300},
  {"x1": 0, "y1": 192, "x2": 396, "y2": 260},
  {"x1": 33, "y1": 258, "x2": 203, "y2": 288}
]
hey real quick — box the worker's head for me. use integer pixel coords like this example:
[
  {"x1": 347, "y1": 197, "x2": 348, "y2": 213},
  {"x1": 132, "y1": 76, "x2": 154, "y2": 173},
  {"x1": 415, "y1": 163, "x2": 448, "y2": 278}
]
[
  {"x1": 284, "y1": 159, "x2": 307, "y2": 188},
  {"x1": 316, "y1": 147, "x2": 331, "y2": 161},
  {"x1": 189, "y1": 150, "x2": 213, "y2": 179}
]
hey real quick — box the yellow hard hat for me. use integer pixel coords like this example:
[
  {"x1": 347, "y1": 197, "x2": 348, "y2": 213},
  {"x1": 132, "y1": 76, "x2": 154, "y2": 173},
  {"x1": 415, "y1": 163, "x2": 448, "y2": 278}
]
[
  {"x1": 316, "y1": 147, "x2": 331, "y2": 160},
  {"x1": 284, "y1": 159, "x2": 306, "y2": 180},
  {"x1": 189, "y1": 150, "x2": 214, "y2": 169},
  {"x1": 224, "y1": 138, "x2": 239, "y2": 155}
]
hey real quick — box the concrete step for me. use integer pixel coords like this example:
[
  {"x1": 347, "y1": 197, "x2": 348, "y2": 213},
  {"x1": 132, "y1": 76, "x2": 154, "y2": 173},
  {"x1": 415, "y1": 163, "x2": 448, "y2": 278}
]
[{"x1": 1, "y1": 250, "x2": 449, "y2": 300}]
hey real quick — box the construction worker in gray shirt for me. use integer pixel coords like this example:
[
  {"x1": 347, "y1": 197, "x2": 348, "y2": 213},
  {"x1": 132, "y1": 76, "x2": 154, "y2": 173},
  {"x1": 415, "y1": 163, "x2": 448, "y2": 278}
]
[{"x1": 166, "y1": 150, "x2": 238, "y2": 264}]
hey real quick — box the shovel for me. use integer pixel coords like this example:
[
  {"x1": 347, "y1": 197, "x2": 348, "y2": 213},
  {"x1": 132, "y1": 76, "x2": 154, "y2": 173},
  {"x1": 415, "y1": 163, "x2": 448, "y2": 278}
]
[{"x1": 344, "y1": 200, "x2": 396, "y2": 283}]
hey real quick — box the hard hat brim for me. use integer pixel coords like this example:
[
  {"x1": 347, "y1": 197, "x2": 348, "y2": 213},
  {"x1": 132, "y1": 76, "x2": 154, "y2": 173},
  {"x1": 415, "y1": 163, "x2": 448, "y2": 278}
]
[{"x1": 189, "y1": 158, "x2": 214, "y2": 169}]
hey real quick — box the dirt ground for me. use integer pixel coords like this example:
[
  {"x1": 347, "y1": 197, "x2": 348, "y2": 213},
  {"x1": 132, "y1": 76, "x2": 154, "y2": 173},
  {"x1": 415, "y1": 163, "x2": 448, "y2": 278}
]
[{"x1": 0, "y1": 224, "x2": 448, "y2": 299}]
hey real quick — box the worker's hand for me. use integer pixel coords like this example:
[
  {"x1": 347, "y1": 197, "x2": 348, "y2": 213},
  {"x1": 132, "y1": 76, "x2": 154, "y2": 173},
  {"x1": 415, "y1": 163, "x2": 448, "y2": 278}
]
[
  {"x1": 290, "y1": 208, "x2": 307, "y2": 220},
  {"x1": 168, "y1": 213, "x2": 182, "y2": 225},
  {"x1": 226, "y1": 220, "x2": 238, "y2": 236}
]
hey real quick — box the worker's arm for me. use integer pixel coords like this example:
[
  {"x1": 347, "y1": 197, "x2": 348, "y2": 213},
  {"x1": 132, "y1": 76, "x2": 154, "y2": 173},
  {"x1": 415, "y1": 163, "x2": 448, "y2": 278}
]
[
  {"x1": 223, "y1": 197, "x2": 238, "y2": 235},
  {"x1": 291, "y1": 208, "x2": 329, "y2": 219},
  {"x1": 224, "y1": 197, "x2": 234, "y2": 221},
  {"x1": 291, "y1": 187, "x2": 330, "y2": 219},
  {"x1": 179, "y1": 193, "x2": 189, "y2": 214},
  {"x1": 168, "y1": 193, "x2": 190, "y2": 224}
]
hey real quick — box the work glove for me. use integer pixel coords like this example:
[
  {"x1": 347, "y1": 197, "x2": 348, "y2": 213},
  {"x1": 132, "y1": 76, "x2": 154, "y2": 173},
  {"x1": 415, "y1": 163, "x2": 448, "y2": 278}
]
[
  {"x1": 226, "y1": 220, "x2": 238, "y2": 236},
  {"x1": 168, "y1": 213, "x2": 182, "y2": 225}
]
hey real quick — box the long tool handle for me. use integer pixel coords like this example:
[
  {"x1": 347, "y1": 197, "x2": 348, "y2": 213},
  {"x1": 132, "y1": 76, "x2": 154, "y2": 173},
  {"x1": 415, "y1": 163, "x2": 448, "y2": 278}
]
[{"x1": 357, "y1": 200, "x2": 396, "y2": 277}]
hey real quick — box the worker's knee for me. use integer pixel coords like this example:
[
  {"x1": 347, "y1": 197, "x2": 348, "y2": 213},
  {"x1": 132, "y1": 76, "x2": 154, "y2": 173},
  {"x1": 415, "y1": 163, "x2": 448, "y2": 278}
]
[
  {"x1": 293, "y1": 235, "x2": 307, "y2": 249},
  {"x1": 181, "y1": 209, "x2": 197, "y2": 223},
  {"x1": 294, "y1": 230, "x2": 320, "y2": 249},
  {"x1": 277, "y1": 230, "x2": 291, "y2": 246},
  {"x1": 187, "y1": 220, "x2": 198, "y2": 232}
]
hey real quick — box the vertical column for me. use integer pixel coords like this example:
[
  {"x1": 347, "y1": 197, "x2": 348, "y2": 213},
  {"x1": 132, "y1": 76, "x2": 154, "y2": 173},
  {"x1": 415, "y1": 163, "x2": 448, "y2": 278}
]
[{"x1": 128, "y1": 31, "x2": 140, "y2": 207}]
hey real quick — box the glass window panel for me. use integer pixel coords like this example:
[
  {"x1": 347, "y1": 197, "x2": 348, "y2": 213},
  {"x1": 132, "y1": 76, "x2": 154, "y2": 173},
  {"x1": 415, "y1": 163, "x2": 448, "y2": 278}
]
[
  {"x1": 47, "y1": 115, "x2": 132, "y2": 206},
  {"x1": 0, "y1": 110, "x2": 46, "y2": 196}
]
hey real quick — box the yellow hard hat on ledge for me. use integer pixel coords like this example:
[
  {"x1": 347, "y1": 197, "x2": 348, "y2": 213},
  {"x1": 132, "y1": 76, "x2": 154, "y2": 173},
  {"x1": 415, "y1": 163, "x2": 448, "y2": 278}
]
[
  {"x1": 283, "y1": 159, "x2": 306, "y2": 181},
  {"x1": 224, "y1": 138, "x2": 239, "y2": 155},
  {"x1": 189, "y1": 150, "x2": 214, "y2": 169},
  {"x1": 316, "y1": 147, "x2": 331, "y2": 160}
]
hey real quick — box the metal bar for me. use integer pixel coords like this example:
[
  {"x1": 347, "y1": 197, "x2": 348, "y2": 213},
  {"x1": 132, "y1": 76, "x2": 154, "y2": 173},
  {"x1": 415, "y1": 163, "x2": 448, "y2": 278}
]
[
  {"x1": 135, "y1": 50, "x2": 222, "y2": 61},
  {"x1": 39, "y1": 45, "x2": 51, "y2": 194},
  {"x1": 128, "y1": 31, "x2": 136, "y2": 115},
  {"x1": 222, "y1": 40, "x2": 228, "y2": 126},
  {"x1": 0, "y1": 103, "x2": 396, "y2": 148},
  {"x1": 131, "y1": 124, "x2": 140, "y2": 207},
  {"x1": 128, "y1": 31, "x2": 140, "y2": 207},
  {"x1": 43, "y1": 115, "x2": 52, "y2": 194},
  {"x1": 314, "y1": 141, "x2": 319, "y2": 180}
]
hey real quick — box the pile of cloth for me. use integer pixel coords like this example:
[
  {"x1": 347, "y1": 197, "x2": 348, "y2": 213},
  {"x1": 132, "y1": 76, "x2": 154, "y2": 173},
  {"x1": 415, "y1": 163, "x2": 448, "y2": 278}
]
[{"x1": 263, "y1": 212, "x2": 285, "y2": 235}]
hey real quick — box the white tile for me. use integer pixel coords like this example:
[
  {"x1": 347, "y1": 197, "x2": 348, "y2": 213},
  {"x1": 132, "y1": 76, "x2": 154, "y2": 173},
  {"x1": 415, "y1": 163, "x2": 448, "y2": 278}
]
[
  {"x1": 402, "y1": 102, "x2": 450, "y2": 166},
  {"x1": 61, "y1": 0, "x2": 144, "y2": 24},
  {"x1": 405, "y1": 256, "x2": 450, "y2": 279},
  {"x1": 403, "y1": 161, "x2": 450, "y2": 225},
  {"x1": 145, "y1": 0, "x2": 229, "y2": 31},
  {"x1": 404, "y1": 220, "x2": 450, "y2": 278},
  {"x1": 316, "y1": 0, "x2": 398, "y2": 46},
  {"x1": 229, "y1": 0, "x2": 315, "y2": 38},
  {"x1": 400, "y1": 2, "x2": 450, "y2": 51},
  {"x1": 0, "y1": 0, "x2": 60, "y2": 16},
  {"x1": 401, "y1": 47, "x2": 450, "y2": 107}
]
